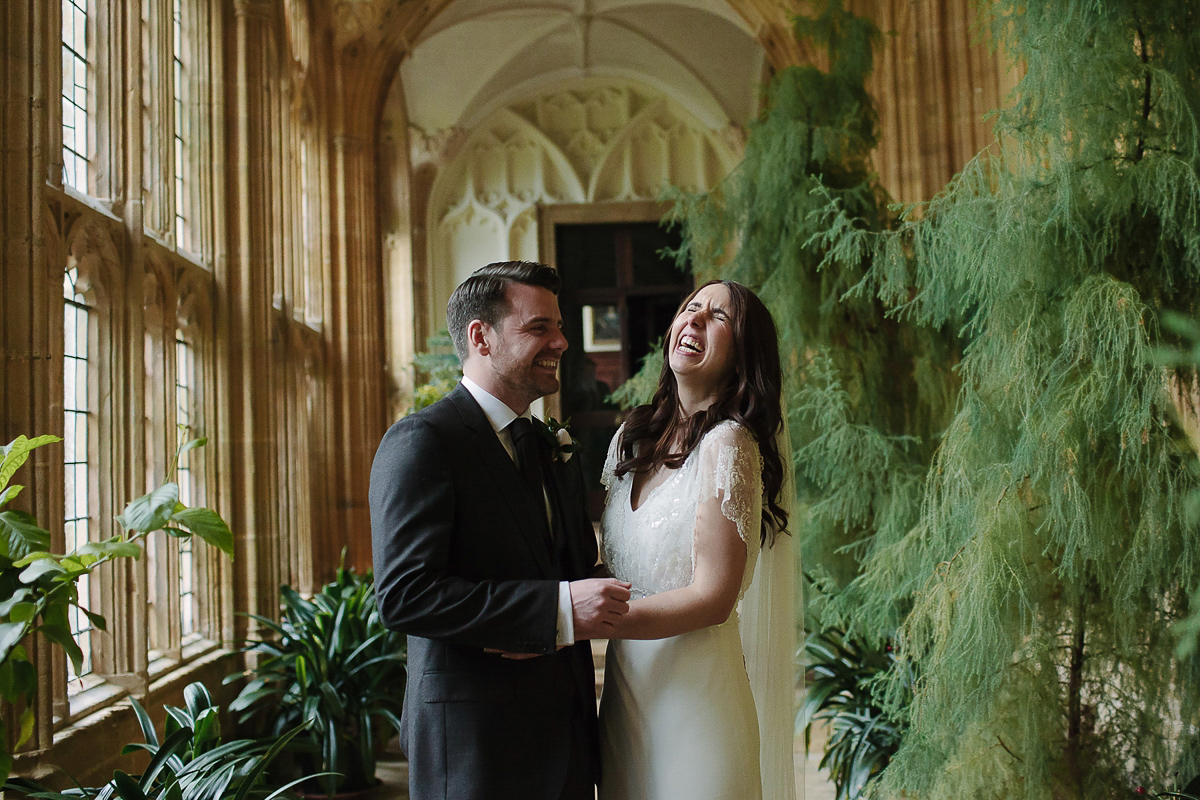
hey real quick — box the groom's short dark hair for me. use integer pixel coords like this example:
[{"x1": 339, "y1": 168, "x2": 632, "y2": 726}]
[{"x1": 446, "y1": 261, "x2": 562, "y2": 362}]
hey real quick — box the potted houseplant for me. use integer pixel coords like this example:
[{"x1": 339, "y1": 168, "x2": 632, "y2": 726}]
[
  {"x1": 0, "y1": 434, "x2": 234, "y2": 781},
  {"x1": 228, "y1": 563, "x2": 405, "y2": 795},
  {"x1": 4, "y1": 681, "x2": 316, "y2": 800},
  {"x1": 799, "y1": 628, "x2": 912, "y2": 800}
]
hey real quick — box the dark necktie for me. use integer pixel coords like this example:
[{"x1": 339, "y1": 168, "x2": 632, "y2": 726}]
[{"x1": 509, "y1": 417, "x2": 548, "y2": 517}]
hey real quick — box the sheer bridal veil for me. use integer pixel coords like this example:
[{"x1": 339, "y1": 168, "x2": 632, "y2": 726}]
[{"x1": 740, "y1": 420, "x2": 801, "y2": 800}]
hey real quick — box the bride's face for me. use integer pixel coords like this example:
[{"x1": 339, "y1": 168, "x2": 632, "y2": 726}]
[{"x1": 667, "y1": 283, "x2": 737, "y2": 395}]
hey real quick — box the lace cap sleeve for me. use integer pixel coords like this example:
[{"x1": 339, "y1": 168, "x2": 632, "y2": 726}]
[
  {"x1": 696, "y1": 421, "x2": 763, "y2": 545},
  {"x1": 601, "y1": 423, "x2": 625, "y2": 490}
]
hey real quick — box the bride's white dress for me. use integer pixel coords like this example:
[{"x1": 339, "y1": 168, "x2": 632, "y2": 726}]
[{"x1": 598, "y1": 420, "x2": 768, "y2": 800}]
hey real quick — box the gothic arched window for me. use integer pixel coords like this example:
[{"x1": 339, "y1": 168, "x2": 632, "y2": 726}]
[
  {"x1": 61, "y1": 0, "x2": 90, "y2": 193},
  {"x1": 62, "y1": 265, "x2": 94, "y2": 681}
]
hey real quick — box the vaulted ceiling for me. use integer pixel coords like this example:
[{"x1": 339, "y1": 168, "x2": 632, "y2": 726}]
[{"x1": 399, "y1": 0, "x2": 771, "y2": 136}]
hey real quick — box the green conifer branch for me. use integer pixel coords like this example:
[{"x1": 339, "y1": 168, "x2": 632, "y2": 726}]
[{"x1": 650, "y1": 0, "x2": 1200, "y2": 795}]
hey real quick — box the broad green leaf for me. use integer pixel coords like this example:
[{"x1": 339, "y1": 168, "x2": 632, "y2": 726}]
[
  {"x1": 138, "y1": 727, "x2": 193, "y2": 789},
  {"x1": 11, "y1": 551, "x2": 54, "y2": 567},
  {"x1": 169, "y1": 507, "x2": 234, "y2": 556},
  {"x1": 0, "y1": 510, "x2": 51, "y2": 559},
  {"x1": 230, "y1": 725, "x2": 310, "y2": 800},
  {"x1": 0, "y1": 484, "x2": 23, "y2": 509},
  {"x1": 7, "y1": 603, "x2": 36, "y2": 624},
  {"x1": 322, "y1": 718, "x2": 339, "y2": 793},
  {"x1": 295, "y1": 655, "x2": 308, "y2": 699},
  {"x1": 192, "y1": 707, "x2": 220, "y2": 751},
  {"x1": 83, "y1": 609, "x2": 107, "y2": 632},
  {"x1": 75, "y1": 536, "x2": 143, "y2": 561},
  {"x1": 179, "y1": 437, "x2": 207, "y2": 456},
  {"x1": 9, "y1": 656, "x2": 35, "y2": 698},
  {"x1": 129, "y1": 694, "x2": 159, "y2": 748},
  {"x1": 18, "y1": 559, "x2": 65, "y2": 584},
  {"x1": 16, "y1": 708, "x2": 34, "y2": 748},
  {"x1": 264, "y1": 774, "x2": 341, "y2": 800},
  {"x1": 57, "y1": 554, "x2": 94, "y2": 572},
  {"x1": 0, "y1": 589, "x2": 34, "y2": 617},
  {"x1": 39, "y1": 624, "x2": 83, "y2": 675},
  {"x1": 0, "y1": 435, "x2": 61, "y2": 492},
  {"x1": 164, "y1": 706, "x2": 189, "y2": 734},
  {"x1": 318, "y1": 680, "x2": 345, "y2": 718},
  {"x1": 302, "y1": 695, "x2": 320, "y2": 726},
  {"x1": 183, "y1": 680, "x2": 213, "y2": 716},
  {"x1": 41, "y1": 599, "x2": 72, "y2": 630},
  {"x1": 116, "y1": 483, "x2": 179, "y2": 533},
  {"x1": 0, "y1": 622, "x2": 29, "y2": 662},
  {"x1": 111, "y1": 770, "x2": 146, "y2": 800}
]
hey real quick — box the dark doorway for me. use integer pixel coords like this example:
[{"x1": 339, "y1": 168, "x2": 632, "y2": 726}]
[{"x1": 555, "y1": 221, "x2": 693, "y2": 519}]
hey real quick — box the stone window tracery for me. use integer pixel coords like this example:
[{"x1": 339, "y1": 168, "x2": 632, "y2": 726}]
[
  {"x1": 61, "y1": 0, "x2": 90, "y2": 192},
  {"x1": 174, "y1": 334, "x2": 198, "y2": 637},
  {"x1": 62, "y1": 265, "x2": 94, "y2": 683},
  {"x1": 173, "y1": 0, "x2": 189, "y2": 249}
]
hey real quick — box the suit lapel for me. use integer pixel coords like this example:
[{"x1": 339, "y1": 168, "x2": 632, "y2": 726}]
[{"x1": 447, "y1": 385, "x2": 557, "y2": 577}]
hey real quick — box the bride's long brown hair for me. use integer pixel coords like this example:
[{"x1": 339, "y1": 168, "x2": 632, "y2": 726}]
[{"x1": 615, "y1": 280, "x2": 788, "y2": 546}]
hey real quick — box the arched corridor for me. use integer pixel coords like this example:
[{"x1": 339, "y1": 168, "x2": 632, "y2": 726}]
[{"x1": 1, "y1": 0, "x2": 1016, "y2": 787}]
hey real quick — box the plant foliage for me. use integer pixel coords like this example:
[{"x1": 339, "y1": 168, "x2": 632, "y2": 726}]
[
  {"x1": 644, "y1": 2, "x2": 962, "y2": 787},
  {"x1": 804, "y1": 0, "x2": 1200, "y2": 796},
  {"x1": 649, "y1": 0, "x2": 1200, "y2": 794},
  {"x1": 0, "y1": 435, "x2": 234, "y2": 782},
  {"x1": 799, "y1": 629, "x2": 910, "y2": 800},
  {"x1": 606, "y1": 340, "x2": 663, "y2": 410},
  {"x1": 228, "y1": 563, "x2": 405, "y2": 795},
  {"x1": 3, "y1": 682, "x2": 316, "y2": 800},
  {"x1": 661, "y1": 0, "x2": 963, "y2": 619},
  {"x1": 410, "y1": 330, "x2": 461, "y2": 412}
]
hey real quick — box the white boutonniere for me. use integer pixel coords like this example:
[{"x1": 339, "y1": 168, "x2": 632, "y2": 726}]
[{"x1": 539, "y1": 417, "x2": 577, "y2": 462}]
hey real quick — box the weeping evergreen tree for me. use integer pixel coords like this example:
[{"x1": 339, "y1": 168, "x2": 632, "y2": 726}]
[
  {"x1": 660, "y1": 6, "x2": 963, "y2": 791},
  {"x1": 802, "y1": 1, "x2": 1200, "y2": 796},
  {"x1": 659, "y1": 7, "x2": 967, "y2": 791},
  {"x1": 665, "y1": 1, "x2": 962, "y2": 619},
  {"x1": 655, "y1": 0, "x2": 1200, "y2": 795}
]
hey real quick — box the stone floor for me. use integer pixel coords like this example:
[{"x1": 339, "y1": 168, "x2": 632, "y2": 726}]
[
  {"x1": 800, "y1": 721, "x2": 837, "y2": 800},
  {"x1": 372, "y1": 729, "x2": 836, "y2": 799},
  {"x1": 372, "y1": 639, "x2": 838, "y2": 798}
]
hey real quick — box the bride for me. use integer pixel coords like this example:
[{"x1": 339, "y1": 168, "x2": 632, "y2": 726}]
[{"x1": 598, "y1": 280, "x2": 797, "y2": 800}]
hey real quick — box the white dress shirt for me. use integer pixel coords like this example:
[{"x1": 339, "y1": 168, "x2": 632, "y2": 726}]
[{"x1": 461, "y1": 377, "x2": 575, "y2": 646}]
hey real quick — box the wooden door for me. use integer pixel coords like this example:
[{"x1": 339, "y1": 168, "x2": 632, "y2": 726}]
[{"x1": 553, "y1": 221, "x2": 693, "y2": 519}]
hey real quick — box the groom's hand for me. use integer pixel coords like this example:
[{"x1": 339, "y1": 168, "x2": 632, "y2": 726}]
[{"x1": 570, "y1": 578, "x2": 632, "y2": 640}]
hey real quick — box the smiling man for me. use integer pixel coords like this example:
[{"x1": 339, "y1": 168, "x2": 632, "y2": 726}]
[{"x1": 369, "y1": 261, "x2": 631, "y2": 800}]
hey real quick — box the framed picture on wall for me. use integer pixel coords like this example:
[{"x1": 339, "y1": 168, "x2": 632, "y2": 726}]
[{"x1": 582, "y1": 304, "x2": 621, "y2": 352}]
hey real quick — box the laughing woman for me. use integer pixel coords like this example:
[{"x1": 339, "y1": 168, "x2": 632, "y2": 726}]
[{"x1": 598, "y1": 280, "x2": 797, "y2": 800}]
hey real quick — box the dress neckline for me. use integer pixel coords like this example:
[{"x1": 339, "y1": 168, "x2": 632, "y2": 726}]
[
  {"x1": 625, "y1": 420, "x2": 739, "y2": 513},
  {"x1": 628, "y1": 465, "x2": 680, "y2": 513}
]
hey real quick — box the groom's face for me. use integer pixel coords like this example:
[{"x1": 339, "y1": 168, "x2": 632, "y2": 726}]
[{"x1": 481, "y1": 282, "x2": 567, "y2": 412}]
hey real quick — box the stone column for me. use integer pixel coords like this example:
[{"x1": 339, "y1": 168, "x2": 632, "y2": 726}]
[
  {"x1": 222, "y1": 0, "x2": 281, "y2": 636},
  {"x1": 853, "y1": 0, "x2": 1018, "y2": 204},
  {"x1": 329, "y1": 125, "x2": 386, "y2": 572},
  {"x1": 0, "y1": 0, "x2": 58, "y2": 755}
]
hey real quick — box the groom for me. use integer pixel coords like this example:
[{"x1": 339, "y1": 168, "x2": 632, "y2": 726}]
[{"x1": 370, "y1": 261, "x2": 631, "y2": 799}]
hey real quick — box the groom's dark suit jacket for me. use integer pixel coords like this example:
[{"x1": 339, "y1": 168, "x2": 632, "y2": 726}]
[{"x1": 369, "y1": 383, "x2": 600, "y2": 799}]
